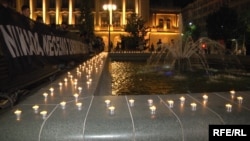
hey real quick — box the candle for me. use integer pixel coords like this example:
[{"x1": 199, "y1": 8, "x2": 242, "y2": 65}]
[
  {"x1": 167, "y1": 100, "x2": 174, "y2": 108},
  {"x1": 179, "y1": 96, "x2": 185, "y2": 102},
  {"x1": 60, "y1": 101, "x2": 66, "y2": 109},
  {"x1": 86, "y1": 81, "x2": 91, "y2": 86},
  {"x1": 58, "y1": 82, "x2": 62, "y2": 87},
  {"x1": 108, "y1": 106, "x2": 115, "y2": 115},
  {"x1": 203, "y1": 95, "x2": 208, "y2": 101},
  {"x1": 64, "y1": 78, "x2": 68, "y2": 83},
  {"x1": 74, "y1": 93, "x2": 79, "y2": 101},
  {"x1": 230, "y1": 90, "x2": 235, "y2": 95},
  {"x1": 190, "y1": 103, "x2": 197, "y2": 111},
  {"x1": 32, "y1": 105, "x2": 39, "y2": 114},
  {"x1": 149, "y1": 105, "x2": 156, "y2": 114},
  {"x1": 40, "y1": 110, "x2": 47, "y2": 119},
  {"x1": 78, "y1": 87, "x2": 82, "y2": 93},
  {"x1": 105, "y1": 100, "x2": 111, "y2": 107},
  {"x1": 76, "y1": 102, "x2": 82, "y2": 110},
  {"x1": 129, "y1": 99, "x2": 135, "y2": 107},
  {"x1": 49, "y1": 87, "x2": 54, "y2": 93},
  {"x1": 148, "y1": 99, "x2": 153, "y2": 106},
  {"x1": 14, "y1": 109, "x2": 22, "y2": 120},
  {"x1": 225, "y1": 104, "x2": 232, "y2": 112},
  {"x1": 237, "y1": 96, "x2": 243, "y2": 104},
  {"x1": 43, "y1": 92, "x2": 48, "y2": 98}
]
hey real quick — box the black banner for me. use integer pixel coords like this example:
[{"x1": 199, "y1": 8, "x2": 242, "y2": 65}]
[{"x1": 0, "y1": 5, "x2": 89, "y2": 78}]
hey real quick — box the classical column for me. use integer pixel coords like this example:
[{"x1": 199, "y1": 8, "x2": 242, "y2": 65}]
[
  {"x1": 29, "y1": 0, "x2": 34, "y2": 19},
  {"x1": 42, "y1": 0, "x2": 47, "y2": 24},
  {"x1": 68, "y1": 0, "x2": 73, "y2": 24},
  {"x1": 109, "y1": 0, "x2": 112, "y2": 25},
  {"x1": 122, "y1": 0, "x2": 126, "y2": 25},
  {"x1": 56, "y1": 0, "x2": 60, "y2": 24},
  {"x1": 138, "y1": 0, "x2": 141, "y2": 16},
  {"x1": 135, "y1": 0, "x2": 138, "y2": 14},
  {"x1": 15, "y1": 0, "x2": 24, "y2": 12}
]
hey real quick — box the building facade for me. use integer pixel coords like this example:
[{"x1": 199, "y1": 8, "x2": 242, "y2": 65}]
[
  {"x1": 11, "y1": 0, "x2": 182, "y2": 51},
  {"x1": 182, "y1": 0, "x2": 250, "y2": 36}
]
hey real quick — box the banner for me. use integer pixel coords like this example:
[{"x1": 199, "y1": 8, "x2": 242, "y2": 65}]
[{"x1": 0, "y1": 5, "x2": 89, "y2": 76}]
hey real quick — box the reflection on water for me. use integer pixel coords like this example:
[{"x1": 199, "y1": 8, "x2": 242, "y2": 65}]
[{"x1": 110, "y1": 61, "x2": 250, "y2": 95}]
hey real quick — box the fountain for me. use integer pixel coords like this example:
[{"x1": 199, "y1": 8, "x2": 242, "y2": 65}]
[
  {"x1": 147, "y1": 37, "x2": 230, "y2": 73},
  {"x1": 110, "y1": 37, "x2": 250, "y2": 95}
]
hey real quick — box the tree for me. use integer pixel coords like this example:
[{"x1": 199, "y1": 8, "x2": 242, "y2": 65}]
[
  {"x1": 183, "y1": 22, "x2": 200, "y2": 41},
  {"x1": 79, "y1": 1, "x2": 94, "y2": 43},
  {"x1": 122, "y1": 13, "x2": 149, "y2": 50},
  {"x1": 238, "y1": 9, "x2": 250, "y2": 55},
  {"x1": 206, "y1": 6, "x2": 238, "y2": 43}
]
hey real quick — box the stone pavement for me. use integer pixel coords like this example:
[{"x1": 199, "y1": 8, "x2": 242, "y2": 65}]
[{"x1": 0, "y1": 52, "x2": 250, "y2": 141}]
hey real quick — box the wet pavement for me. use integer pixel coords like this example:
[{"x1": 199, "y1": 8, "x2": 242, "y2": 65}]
[{"x1": 0, "y1": 52, "x2": 250, "y2": 141}]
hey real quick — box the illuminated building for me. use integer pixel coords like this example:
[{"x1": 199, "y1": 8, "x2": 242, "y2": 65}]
[{"x1": 12, "y1": 0, "x2": 182, "y2": 51}]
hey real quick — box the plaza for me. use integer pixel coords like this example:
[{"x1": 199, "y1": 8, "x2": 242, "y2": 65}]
[{"x1": 0, "y1": 52, "x2": 250, "y2": 141}]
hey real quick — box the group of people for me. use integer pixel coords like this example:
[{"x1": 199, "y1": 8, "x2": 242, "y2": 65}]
[{"x1": 149, "y1": 39, "x2": 162, "y2": 52}]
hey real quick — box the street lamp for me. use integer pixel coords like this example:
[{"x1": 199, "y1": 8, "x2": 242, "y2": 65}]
[{"x1": 103, "y1": 4, "x2": 117, "y2": 52}]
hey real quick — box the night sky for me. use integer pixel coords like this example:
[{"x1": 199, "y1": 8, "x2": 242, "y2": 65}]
[{"x1": 150, "y1": 0, "x2": 194, "y2": 7}]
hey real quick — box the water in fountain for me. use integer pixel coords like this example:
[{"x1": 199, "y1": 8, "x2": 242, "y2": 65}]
[
  {"x1": 146, "y1": 36, "x2": 245, "y2": 75},
  {"x1": 110, "y1": 37, "x2": 250, "y2": 95}
]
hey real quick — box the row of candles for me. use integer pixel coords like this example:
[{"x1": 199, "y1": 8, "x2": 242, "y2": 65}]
[
  {"x1": 102, "y1": 90, "x2": 243, "y2": 116},
  {"x1": 14, "y1": 91, "x2": 244, "y2": 120},
  {"x1": 14, "y1": 53, "x2": 106, "y2": 121}
]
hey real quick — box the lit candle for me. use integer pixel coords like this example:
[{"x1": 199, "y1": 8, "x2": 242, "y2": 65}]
[
  {"x1": 32, "y1": 105, "x2": 39, "y2": 114},
  {"x1": 149, "y1": 105, "x2": 156, "y2": 114},
  {"x1": 64, "y1": 78, "x2": 68, "y2": 83},
  {"x1": 58, "y1": 82, "x2": 62, "y2": 86},
  {"x1": 86, "y1": 81, "x2": 91, "y2": 86},
  {"x1": 203, "y1": 95, "x2": 208, "y2": 101},
  {"x1": 69, "y1": 75, "x2": 73, "y2": 80},
  {"x1": 225, "y1": 104, "x2": 232, "y2": 112},
  {"x1": 60, "y1": 101, "x2": 66, "y2": 109},
  {"x1": 108, "y1": 106, "x2": 115, "y2": 115},
  {"x1": 76, "y1": 102, "x2": 82, "y2": 110},
  {"x1": 43, "y1": 92, "x2": 48, "y2": 98},
  {"x1": 78, "y1": 87, "x2": 82, "y2": 93},
  {"x1": 168, "y1": 100, "x2": 174, "y2": 108},
  {"x1": 237, "y1": 96, "x2": 243, "y2": 104},
  {"x1": 129, "y1": 99, "x2": 135, "y2": 107},
  {"x1": 49, "y1": 87, "x2": 54, "y2": 93},
  {"x1": 14, "y1": 109, "x2": 22, "y2": 120},
  {"x1": 148, "y1": 99, "x2": 153, "y2": 106},
  {"x1": 74, "y1": 93, "x2": 79, "y2": 101},
  {"x1": 190, "y1": 103, "x2": 197, "y2": 111},
  {"x1": 105, "y1": 100, "x2": 111, "y2": 107},
  {"x1": 74, "y1": 81, "x2": 77, "y2": 86},
  {"x1": 40, "y1": 110, "x2": 47, "y2": 119},
  {"x1": 230, "y1": 90, "x2": 235, "y2": 95},
  {"x1": 179, "y1": 96, "x2": 185, "y2": 102}
]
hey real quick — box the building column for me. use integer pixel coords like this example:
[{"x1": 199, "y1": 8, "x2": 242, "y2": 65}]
[
  {"x1": 29, "y1": 0, "x2": 34, "y2": 19},
  {"x1": 135, "y1": 0, "x2": 138, "y2": 14},
  {"x1": 42, "y1": 0, "x2": 47, "y2": 24},
  {"x1": 138, "y1": 0, "x2": 141, "y2": 16},
  {"x1": 56, "y1": 0, "x2": 60, "y2": 24},
  {"x1": 15, "y1": 0, "x2": 24, "y2": 12},
  {"x1": 109, "y1": 0, "x2": 113, "y2": 25},
  {"x1": 122, "y1": 0, "x2": 126, "y2": 25},
  {"x1": 68, "y1": 0, "x2": 73, "y2": 24}
]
